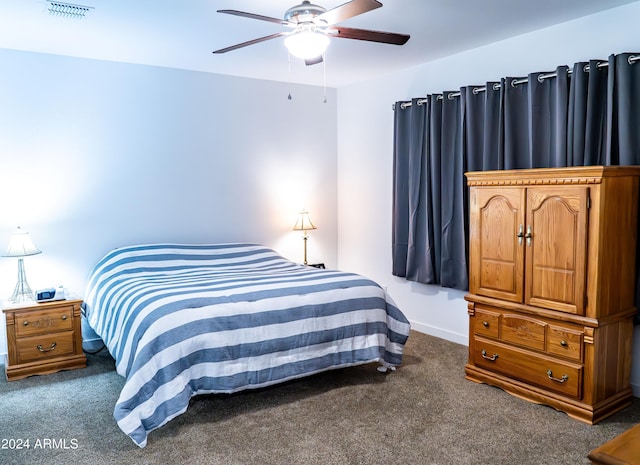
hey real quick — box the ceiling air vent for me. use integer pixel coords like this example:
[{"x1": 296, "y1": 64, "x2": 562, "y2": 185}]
[{"x1": 47, "y1": 2, "x2": 93, "y2": 19}]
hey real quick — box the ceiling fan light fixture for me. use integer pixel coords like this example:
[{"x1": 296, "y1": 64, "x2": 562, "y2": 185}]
[{"x1": 284, "y1": 30, "x2": 329, "y2": 59}]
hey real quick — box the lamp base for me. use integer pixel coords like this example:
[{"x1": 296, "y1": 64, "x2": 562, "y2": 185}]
[
  {"x1": 302, "y1": 234, "x2": 309, "y2": 265},
  {"x1": 9, "y1": 258, "x2": 36, "y2": 303}
]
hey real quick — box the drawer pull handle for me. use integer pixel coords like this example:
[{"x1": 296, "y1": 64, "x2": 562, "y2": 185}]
[
  {"x1": 546, "y1": 369, "x2": 568, "y2": 383},
  {"x1": 560, "y1": 340, "x2": 568, "y2": 347},
  {"x1": 23, "y1": 321, "x2": 29, "y2": 326},
  {"x1": 61, "y1": 315, "x2": 67, "y2": 321},
  {"x1": 482, "y1": 321, "x2": 489, "y2": 328},
  {"x1": 481, "y1": 350, "x2": 498, "y2": 361},
  {"x1": 37, "y1": 342, "x2": 57, "y2": 353}
]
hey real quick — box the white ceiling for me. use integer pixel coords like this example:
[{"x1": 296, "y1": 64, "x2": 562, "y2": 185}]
[{"x1": 0, "y1": 0, "x2": 637, "y2": 88}]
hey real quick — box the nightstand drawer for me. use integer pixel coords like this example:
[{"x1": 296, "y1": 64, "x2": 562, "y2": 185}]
[
  {"x1": 15, "y1": 307, "x2": 73, "y2": 337},
  {"x1": 472, "y1": 337, "x2": 583, "y2": 399},
  {"x1": 16, "y1": 331, "x2": 75, "y2": 363}
]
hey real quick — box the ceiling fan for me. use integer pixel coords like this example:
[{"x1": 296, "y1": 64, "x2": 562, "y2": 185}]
[{"x1": 212, "y1": 0, "x2": 410, "y2": 65}]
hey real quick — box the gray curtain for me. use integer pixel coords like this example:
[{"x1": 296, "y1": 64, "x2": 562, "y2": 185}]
[{"x1": 393, "y1": 52, "x2": 640, "y2": 295}]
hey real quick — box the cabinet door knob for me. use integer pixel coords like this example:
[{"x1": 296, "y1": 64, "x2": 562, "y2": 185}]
[
  {"x1": 525, "y1": 225, "x2": 533, "y2": 247},
  {"x1": 516, "y1": 224, "x2": 524, "y2": 245}
]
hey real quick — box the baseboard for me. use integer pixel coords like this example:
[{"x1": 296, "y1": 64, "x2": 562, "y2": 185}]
[{"x1": 409, "y1": 320, "x2": 468, "y2": 346}]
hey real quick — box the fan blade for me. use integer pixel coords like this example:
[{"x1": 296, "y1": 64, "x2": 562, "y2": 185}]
[
  {"x1": 305, "y1": 55, "x2": 324, "y2": 66},
  {"x1": 217, "y1": 9, "x2": 292, "y2": 26},
  {"x1": 213, "y1": 32, "x2": 288, "y2": 54},
  {"x1": 316, "y1": 0, "x2": 382, "y2": 26},
  {"x1": 327, "y1": 26, "x2": 409, "y2": 45}
]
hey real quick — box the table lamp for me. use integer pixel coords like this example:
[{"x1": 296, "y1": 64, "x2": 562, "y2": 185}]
[
  {"x1": 3, "y1": 227, "x2": 41, "y2": 303},
  {"x1": 293, "y1": 210, "x2": 316, "y2": 265}
]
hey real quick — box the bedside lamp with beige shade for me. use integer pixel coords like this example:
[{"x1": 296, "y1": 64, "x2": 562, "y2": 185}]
[{"x1": 293, "y1": 210, "x2": 316, "y2": 265}]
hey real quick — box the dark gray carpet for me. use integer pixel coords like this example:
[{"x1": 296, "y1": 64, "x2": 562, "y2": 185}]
[{"x1": 1, "y1": 331, "x2": 638, "y2": 465}]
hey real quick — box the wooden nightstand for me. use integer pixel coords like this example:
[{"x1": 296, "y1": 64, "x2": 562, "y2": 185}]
[{"x1": 2, "y1": 299, "x2": 86, "y2": 381}]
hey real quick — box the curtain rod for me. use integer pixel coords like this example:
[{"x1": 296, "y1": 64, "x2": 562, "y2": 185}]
[{"x1": 395, "y1": 54, "x2": 639, "y2": 110}]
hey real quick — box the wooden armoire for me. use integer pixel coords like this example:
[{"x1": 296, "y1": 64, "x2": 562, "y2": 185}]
[{"x1": 464, "y1": 166, "x2": 640, "y2": 424}]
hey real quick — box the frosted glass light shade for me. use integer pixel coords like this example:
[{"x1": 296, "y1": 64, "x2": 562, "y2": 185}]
[{"x1": 285, "y1": 31, "x2": 329, "y2": 59}]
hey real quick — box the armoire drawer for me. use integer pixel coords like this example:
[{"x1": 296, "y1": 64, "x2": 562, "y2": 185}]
[
  {"x1": 473, "y1": 308, "x2": 500, "y2": 339},
  {"x1": 472, "y1": 336, "x2": 583, "y2": 399},
  {"x1": 547, "y1": 325, "x2": 583, "y2": 361},
  {"x1": 501, "y1": 313, "x2": 546, "y2": 351}
]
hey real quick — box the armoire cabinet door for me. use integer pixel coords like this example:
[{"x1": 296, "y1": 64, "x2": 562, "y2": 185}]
[
  {"x1": 469, "y1": 187, "x2": 526, "y2": 303},
  {"x1": 524, "y1": 186, "x2": 589, "y2": 315}
]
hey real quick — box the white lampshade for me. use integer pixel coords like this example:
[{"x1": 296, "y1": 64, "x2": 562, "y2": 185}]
[
  {"x1": 4, "y1": 227, "x2": 41, "y2": 303},
  {"x1": 4, "y1": 227, "x2": 41, "y2": 258},
  {"x1": 284, "y1": 30, "x2": 329, "y2": 60},
  {"x1": 293, "y1": 210, "x2": 317, "y2": 232}
]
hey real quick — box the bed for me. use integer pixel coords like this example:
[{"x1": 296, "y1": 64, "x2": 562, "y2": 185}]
[{"x1": 82, "y1": 243, "x2": 411, "y2": 447}]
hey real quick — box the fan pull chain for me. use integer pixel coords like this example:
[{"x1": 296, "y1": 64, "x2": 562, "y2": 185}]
[
  {"x1": 322, "y1": 53, "x2": 327, "y2": 103},
  {"x1": 287, "y1": 52, "x2": 293, "y2": 100}
]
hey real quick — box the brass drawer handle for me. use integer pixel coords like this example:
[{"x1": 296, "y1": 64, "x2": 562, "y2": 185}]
[
  {"x1": 560, "y1": 340, "x2": 568, "y2": 347},
  {"x1": 481, "y1": 350, "x2": 498, "y2": 361},
  {"x1": 482, "y1": 321, "x2": 489, "y2": 328},
  {"x1": 546, "y1": 369, "x2": 568, "y2": 383},
  {"x1": 62, "y1": 315, "x2": 67, "y2": 321},
  {"x1": 23, "y1": 321, "x2": 29, "y2": 326},
  {"x1": 37, "y1": 342, "x2": 57, "y2": 353}
]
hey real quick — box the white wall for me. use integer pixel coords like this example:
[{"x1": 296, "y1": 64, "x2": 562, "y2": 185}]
[
  {"x1": 0, "y1": 50, "x2": 338, "y2": 353},
  {"x1": 336, "y1": 1, "x2": 640, "y2": 395}
]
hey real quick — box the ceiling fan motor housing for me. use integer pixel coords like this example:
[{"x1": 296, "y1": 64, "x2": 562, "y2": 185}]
[{"x1": 284, "y1": 1, "x2": 327, "y2": 24}]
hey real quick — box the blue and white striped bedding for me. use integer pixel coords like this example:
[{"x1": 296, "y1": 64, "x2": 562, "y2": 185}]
[{"x1": 82, "y1": 243, "x2": 410, "y2": 448}]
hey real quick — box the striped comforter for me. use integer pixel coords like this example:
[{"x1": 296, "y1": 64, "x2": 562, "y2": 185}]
[{"x1": 83, "y1": 243, "x2": 410, "y2": 448}]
